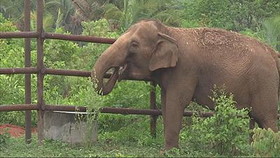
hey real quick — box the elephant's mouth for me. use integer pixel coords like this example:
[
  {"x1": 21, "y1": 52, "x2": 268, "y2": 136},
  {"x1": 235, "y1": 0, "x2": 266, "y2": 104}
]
[
  {"x1": 103, "y1": 67, "x2": 118, "y2": 86},
  {"x1": 101, "y1": 65, "x2": 127, "y2": 95}
]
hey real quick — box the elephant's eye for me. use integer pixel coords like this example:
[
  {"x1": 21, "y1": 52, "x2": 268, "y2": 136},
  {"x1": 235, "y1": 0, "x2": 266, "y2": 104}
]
[
  {"x1": 129, "y1": 40, "x2": 139, "y2": 54},
  {"x1": 130, "y1": 40, "x2": 139, "y2": 48}
]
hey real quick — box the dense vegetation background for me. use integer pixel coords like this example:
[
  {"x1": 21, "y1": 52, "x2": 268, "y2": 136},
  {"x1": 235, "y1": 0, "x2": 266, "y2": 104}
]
[{"x1": 0, "y1": 0, "x2": 280, "y2": 157}]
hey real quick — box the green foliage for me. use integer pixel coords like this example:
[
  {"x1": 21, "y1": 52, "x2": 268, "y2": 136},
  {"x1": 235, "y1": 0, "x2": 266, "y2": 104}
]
[
  {"x1": 103, "y1": 0, "x2": 184, "y2": 30},
  {"x1": 0, "y1": 0, "x2": 27, "y2": 27},
  {"x1": 100, "y1": 116, "x2": 163, "y2": 147},
  {"x1": 163, "y1": 148, "x2": 183, "y2": 157},
  {"x1": 130, "y1": 0, "x2": 184, "y2": 27},
  {"x1": 81, "y1": 18, "x2": 119, "y2": 37},
  {"x1": 0, "y1": 13, "x2": 17, "y2": 32},
  {"x1": 0, "y1": 2, "x2": 280, "y2": 157},
  {"x1": 43, "y1": 28, "x2": 81, "y2": 104},
  {"x1": 180, "y1": 88, "x2": 251, "y2": 156},
  {"x1": 184, "y1": 0, "x2": 280, "y2": 31},
  {"x1": 81, "y1": 19, "x2": 119, "y2": 68},
  {"x1": 42, "y1": 20, "x2": 116, "y2": 107},
  {"x1": 101, "y1": 81, "x2": 151, "y2": 108},
  {"x1": 263, "y1": 15, "x2": 280, "y2": 51},
  {"x1": 0, "y1": 136, "x2": 161, "y2": 157},
  {"x1": 0, "y1": 14, "x2": 37, "y2": 126},
  {"x1": 103, "y1": 3, "x2": 123, "y2": 30},
  {"x1": 184, "y1": 0, "x2": 234, "y2": 29},
  {"x1": 252, "y1": 128, "x2": 280, "y2": 157},
  {"x1": 239, "y1": 28, "x2": 265, "y2": 41},
  {"x1": 181, "y1": 19, "x2": 200, "y2": 28},
  {"x1": 44, "y1": 28, "x2": 80, "y2": 69},
  {"x1": 0, "y1": 131, "x2": 10, "y2": 149}
]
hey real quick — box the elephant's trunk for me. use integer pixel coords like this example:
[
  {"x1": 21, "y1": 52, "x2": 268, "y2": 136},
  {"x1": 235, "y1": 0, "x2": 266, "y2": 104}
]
[{"x1": 91, "y1": 41, "x2": 127, "y2": 95}]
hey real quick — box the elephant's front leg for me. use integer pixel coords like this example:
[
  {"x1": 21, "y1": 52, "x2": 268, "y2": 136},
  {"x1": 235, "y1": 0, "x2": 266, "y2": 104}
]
[{"x1": 162, "y1": 82, "x2": 195, "y2": 150}]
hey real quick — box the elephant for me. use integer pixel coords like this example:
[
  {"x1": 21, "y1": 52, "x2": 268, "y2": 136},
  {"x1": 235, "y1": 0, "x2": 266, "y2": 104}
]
[{"x1": 91, "y1": 20, "x2": 280, "y2": 150}]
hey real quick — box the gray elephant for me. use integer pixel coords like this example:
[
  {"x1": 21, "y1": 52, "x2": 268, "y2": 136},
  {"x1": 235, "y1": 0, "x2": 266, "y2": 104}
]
[{"x1": 92, "y1": 20, "x2": 279, "y2": 150}]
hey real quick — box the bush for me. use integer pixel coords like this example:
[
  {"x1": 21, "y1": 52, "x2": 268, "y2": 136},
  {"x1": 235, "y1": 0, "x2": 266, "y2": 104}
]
[
  {"x1": 183, "y1": 0, "x2": 280, "y2": 31},
  {"x1": 252, "y1": 128, "x2": 280, "y2": 157},
  {"x1": 101, "y1": 81, "x2": 151, "y2": 109},
  {"x1": 100, "y1": 116, "x2": 163, "y2": 147},
  {"x1": 0, "y1": 14, "x2": 38, "y2": 126},
  {"x1": 180, "y1": 87, "x2": 251, "y2": 156},
  {"x1": 0, "y1": 131, "x2": 10, "y2": 149}
]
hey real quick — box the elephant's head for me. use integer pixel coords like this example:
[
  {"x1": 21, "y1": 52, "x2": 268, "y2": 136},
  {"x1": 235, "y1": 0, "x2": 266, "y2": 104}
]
[{"x1": 92, "y1": 20, "x2": 178, "y2": 95}]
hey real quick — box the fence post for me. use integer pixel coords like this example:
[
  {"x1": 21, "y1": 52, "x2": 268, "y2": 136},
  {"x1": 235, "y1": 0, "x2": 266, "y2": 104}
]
[
  {"x1": 24, "y1": 0, "x2": 32, "y2": 144},
  {"x1": 150, "y1": 81, "x2": 158, "y2": 138},
  {"x1": 36, "y1": 0, "x2": 45, "y2": 144}
]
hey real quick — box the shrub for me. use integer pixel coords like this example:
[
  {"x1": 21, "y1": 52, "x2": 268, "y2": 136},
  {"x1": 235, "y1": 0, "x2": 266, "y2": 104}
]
[
  {"x1": 0, "y1": 14, "x2": 38, "y2": 126},
  {"x1": 100, "y1": 116, "x2": 163, "y2": 147},
  {"x1": 0, "y1": 131, "x2": 10, "y2": 149},
  {"x1": 252, "y1": 128, "x2": 280, "y2": 157},
  {"x1": 180, "y1": 87, "x2": 251, "y2": 156}
]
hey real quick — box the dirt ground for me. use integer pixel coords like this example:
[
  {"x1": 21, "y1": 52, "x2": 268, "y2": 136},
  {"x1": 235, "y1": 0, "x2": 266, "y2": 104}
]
[{"x1": 0, "y1": 124, "x2": 36, "y2": 137}]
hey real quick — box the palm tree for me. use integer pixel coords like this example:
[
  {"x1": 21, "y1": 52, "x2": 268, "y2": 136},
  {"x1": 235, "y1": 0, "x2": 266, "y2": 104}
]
[
  {"x1": 104, "y1": 0, "x2": 184, "y2": 30},
  {"x1": 0, "y1": 0, "x2": 74, "y2": 32},
  {"x1": 0, "y1": 0, "x2": 184, "y2": 33},
  {"x1": 45, "y1": 0, "x2": 74, "y2": 29},
  {"x1": 70, "y1": 0, "x2": 114, "y2": 33},
  {"x1": 0, "y1": 0, "x2": 27, "y2": 19},
  {"x1": 0, "y1": 0, "x2": 37, "y2": 30}
]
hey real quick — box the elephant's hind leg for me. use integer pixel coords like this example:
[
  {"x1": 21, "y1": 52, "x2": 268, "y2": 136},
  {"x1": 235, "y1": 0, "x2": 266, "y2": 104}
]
[{"x1": 250, "y1": 91, "x2": 278, "y2": 131}]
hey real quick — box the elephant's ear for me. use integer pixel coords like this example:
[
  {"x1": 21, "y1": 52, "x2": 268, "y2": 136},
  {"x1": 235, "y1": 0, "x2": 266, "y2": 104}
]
[{"x1": 149, "y1": 32, "x2": 179, "y2": 71}]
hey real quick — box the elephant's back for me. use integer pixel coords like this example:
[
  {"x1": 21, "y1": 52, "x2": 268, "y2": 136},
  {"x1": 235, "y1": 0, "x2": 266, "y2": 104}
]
[
  {"x1": 169, "y1": 27, "x2": 279, "y2": 79},
  {"x1": 171, "y1": 27, "x2": 277, "y2": 58},
  {"x1": 180, "y1": 27, "x2": 277, "y2": 72}
]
